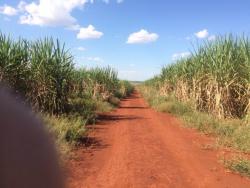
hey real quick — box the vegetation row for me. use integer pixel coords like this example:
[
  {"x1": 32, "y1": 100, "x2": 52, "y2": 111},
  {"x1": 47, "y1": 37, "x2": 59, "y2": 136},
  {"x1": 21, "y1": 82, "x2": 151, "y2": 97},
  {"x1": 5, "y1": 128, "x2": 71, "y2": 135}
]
[
  {"x1": 140, "y1": 35, "x2": 250, "y2": 177},
  {"x1": 0, "y1": 32, "x2": 134, "y2": 154}
]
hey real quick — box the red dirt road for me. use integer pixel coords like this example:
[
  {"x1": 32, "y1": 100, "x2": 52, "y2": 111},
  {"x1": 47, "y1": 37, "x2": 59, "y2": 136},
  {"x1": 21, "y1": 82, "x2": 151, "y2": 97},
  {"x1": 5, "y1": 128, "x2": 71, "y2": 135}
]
[{"x1": 67, "y1": 91, "x2": 250, "y2": 188}]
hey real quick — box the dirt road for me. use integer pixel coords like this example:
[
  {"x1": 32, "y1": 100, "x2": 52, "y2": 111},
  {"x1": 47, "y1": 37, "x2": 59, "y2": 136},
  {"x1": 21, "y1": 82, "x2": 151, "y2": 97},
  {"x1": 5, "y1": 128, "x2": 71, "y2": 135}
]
[{"x1": 67, "y1": 91, "x2": 250, "y2": 188}]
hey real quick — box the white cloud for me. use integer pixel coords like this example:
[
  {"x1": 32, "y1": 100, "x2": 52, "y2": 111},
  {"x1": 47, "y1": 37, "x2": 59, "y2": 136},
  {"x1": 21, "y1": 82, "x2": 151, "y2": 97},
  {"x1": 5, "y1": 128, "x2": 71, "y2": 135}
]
[
  {"x1": 172, "y1": 52, "x2": 191, "y2": 61},
  {"x1": 1, "y1": 0, "x2": 124, "y2": 26},
  {"x1": 208, "y1": 35, "x2": 216, "y2": 41},
  {"x1": 127, "y1": 29, "x2": 159, "y2": 44},
  {"x1": 17, "y1": 1, "x2": 27, "y2": 11},
  {"x1": 0, "y1": 0, "x2": 121, "y2": 42},
  {"x1": 195, "y1": 29, "x2": 209, "y2": 39},
  {"x1": 0, "y1": 1, "x2": 106, "y2": 41},
  {"x1": 186, "y1": 29, "x2": 216, "y2": 41},
  {"x1": 19, "y1": 0, "x2": 88, "y2": 26},
  {"x1": 0, "y1": 5, "x2": 18, "y2": 16},
  {"x1": 77, "y1": 47, "x2": 86, "y2": 51},
  {"x1": 192, "y1": 29, "x2": 217, "y2": 41},
  {"x1": 77, "y1": 25, "x2": 103, "y2": 40}
]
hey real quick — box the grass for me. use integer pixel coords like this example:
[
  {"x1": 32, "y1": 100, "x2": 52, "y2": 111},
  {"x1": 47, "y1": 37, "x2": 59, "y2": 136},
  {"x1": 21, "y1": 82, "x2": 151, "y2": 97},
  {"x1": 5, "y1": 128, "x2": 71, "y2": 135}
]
[
  {"x1": 140, "y1": 34, "x2": 250, "y2": 177},
  {"x1": 146, "y1": 35, "x2": 250, "y2": 119},
  {"x1": 42, "y1": 95, "x2": 124, "y2": 156},
  {"x1": 43, "y1": 115, "x2": 87, "y2": 157},
  {"x1": 95, "y1": 100, "x2": 115, "y2": 113},
  {"x1": 140, "y1": 85, "x2": 250, "y2": 177},
  {"x1": 139, "y1": 85, "x2": 250, "y2": 153},
  {"x1": 0, "y1": 31, "x2": 135, "y2": 159},
  {"x1": 224, "y1": 157, "x2": 250, "y2": 177},
  {"x1": 0, "y1": 32, "x2": 133, "y2": 116}
]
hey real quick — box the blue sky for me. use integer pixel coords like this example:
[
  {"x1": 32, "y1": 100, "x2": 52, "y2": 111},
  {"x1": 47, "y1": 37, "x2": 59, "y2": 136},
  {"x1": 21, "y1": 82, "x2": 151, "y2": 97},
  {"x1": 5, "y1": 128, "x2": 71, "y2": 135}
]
[{"x1": 0, "y1": 0, "x2": 250, "y2": 81}]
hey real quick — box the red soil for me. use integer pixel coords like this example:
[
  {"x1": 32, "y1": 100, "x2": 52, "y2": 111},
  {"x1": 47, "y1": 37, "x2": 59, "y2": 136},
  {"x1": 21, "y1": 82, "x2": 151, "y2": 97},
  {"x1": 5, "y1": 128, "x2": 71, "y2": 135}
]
[{"x1": 67, "y1": 91, "x2": 250, "y2": 188}]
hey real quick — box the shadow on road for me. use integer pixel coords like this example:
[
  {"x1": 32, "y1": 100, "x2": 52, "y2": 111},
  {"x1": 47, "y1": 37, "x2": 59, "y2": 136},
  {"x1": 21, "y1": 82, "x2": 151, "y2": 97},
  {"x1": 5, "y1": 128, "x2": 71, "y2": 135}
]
[
  {"x1": 119, "y1": 106, "x2": 148, "y2": 109},
  {"x1": 97, "y1": 114, "x2": 144, "y2": 122},
  {"x1": 79, "y1": 137, "x2": 109, "y2": 149}
]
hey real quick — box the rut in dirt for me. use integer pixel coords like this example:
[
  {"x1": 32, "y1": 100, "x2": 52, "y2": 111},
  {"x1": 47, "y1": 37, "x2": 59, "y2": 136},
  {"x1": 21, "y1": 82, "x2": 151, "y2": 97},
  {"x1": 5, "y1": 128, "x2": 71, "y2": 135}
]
[{"x1": 67, "y1": 91, "x2": 250, "y2": 188}]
